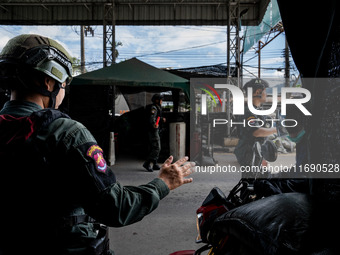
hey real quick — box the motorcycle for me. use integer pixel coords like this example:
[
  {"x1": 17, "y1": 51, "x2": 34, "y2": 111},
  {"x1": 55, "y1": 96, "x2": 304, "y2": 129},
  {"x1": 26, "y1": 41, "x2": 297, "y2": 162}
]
[
  {"x1": 170, "y1": 185, "x2": 318, "y2": 255},
  {"x1": 170, "y1": 112, "x2": 318, "y2": 255},
  {"x1": 170, "y1": 130, "x2": 281, "y2": 255}
]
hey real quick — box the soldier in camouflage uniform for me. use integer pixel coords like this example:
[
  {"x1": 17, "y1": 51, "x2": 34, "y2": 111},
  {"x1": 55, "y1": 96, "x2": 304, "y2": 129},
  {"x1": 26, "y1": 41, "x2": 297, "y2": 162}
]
[
  {"x1": 143, "y1": 94, "x2": 166, "y2": 172},
  {"x1": 0, "y1": 34, "x2": 193, "y2": 255},
  {"x1": 234, "y1": 78, "x2": 277, "y2": 174}
]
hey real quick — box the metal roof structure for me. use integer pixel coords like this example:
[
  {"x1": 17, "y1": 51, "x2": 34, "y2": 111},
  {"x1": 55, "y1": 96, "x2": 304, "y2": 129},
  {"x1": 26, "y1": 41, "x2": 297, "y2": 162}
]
[
  {"x1": 168, "y1": 64, "x2": 233, "y2": 78},
  {"x1": 0, "y1": 0, "x2": 270, "y2": 26}
]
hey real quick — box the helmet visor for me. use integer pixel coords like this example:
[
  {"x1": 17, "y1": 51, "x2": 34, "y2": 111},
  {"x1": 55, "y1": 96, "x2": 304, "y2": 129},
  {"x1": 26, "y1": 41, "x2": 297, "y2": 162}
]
[{"x1": 25, "y1": 46, "x2": 73, "y2": 84}]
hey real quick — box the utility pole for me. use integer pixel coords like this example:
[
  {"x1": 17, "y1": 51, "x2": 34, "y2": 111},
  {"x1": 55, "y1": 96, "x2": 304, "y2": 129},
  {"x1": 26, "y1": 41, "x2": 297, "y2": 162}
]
[
  {"x1": 284, "y1": 36, "x2": 290, "y2": 87},
  {"x1": 255, "y1": 22, "x2": 284, "y2": 78},
  {"x1": 257, "y1": 41, "x2": 263, "y2": 78},
  {"x1": 80, "y1": 26, "x2": 94, "y2": 74},
  {"x1": 80, "y1": 26, "x2": 85, "y2": 74}
]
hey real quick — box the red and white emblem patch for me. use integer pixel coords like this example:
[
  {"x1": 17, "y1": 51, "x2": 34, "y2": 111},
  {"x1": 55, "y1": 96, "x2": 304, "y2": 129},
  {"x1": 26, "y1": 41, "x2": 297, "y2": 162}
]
[
  {"x1": 247, "y1": 116, "x2": 256, "y2": 126},
  {"x1": 87, "y1": 145, "x2": 107, "y2": 173}
]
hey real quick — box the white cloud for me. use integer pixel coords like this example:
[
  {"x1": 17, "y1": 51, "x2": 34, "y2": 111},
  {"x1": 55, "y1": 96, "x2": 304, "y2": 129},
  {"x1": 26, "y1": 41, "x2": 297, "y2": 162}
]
[
  {"x1": 0, "y1": 35, "x2": 12, "y2": 51},
  {"x1": 262, "y1": 57, "x2": 284, "y2": 65},
  {"x1": 0, "y1": 26, "x2": 80, "y2": 57},
  {"x1": 116, "y1": 25, "x2": 227, "y2": 66}
]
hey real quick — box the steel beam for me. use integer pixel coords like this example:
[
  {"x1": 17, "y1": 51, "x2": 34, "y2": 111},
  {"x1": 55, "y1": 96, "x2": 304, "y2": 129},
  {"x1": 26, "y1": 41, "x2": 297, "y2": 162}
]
[
  {"x1": 226, "y1": 0, "x2": 241, "y2": 137},
  {"x1": 103, "y1": 1, "x2": 116, "y2": 67},
  {"x1": 0, "y1": 1, "x2": 269, "y2": 26}
]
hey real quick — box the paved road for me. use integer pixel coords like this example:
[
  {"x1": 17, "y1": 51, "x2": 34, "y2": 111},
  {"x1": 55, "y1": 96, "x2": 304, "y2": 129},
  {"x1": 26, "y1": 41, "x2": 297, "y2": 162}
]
[{"x1": 108, "y1": 152, "x2": 295, "y2": 255}]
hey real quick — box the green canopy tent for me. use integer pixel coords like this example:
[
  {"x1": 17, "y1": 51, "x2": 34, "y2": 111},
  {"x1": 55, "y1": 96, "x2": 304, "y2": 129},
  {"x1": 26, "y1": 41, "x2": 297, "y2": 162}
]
[
  {"x1": 68, "y1": 58, "x2": 189, "y2": 160},
  {"x1": 71, "y1": 57, "x2": 189, "y2": 97}
]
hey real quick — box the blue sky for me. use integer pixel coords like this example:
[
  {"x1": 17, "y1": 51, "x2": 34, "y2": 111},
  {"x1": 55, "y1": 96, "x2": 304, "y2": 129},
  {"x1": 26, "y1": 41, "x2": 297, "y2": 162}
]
[{"x1": 0, "y1": 25, "x2": 297, "y2": 79}]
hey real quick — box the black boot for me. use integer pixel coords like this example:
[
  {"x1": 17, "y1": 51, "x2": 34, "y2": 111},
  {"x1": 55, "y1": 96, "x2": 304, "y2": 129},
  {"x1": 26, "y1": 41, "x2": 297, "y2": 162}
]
[
  {"x1": 143, "y1": 161, "x2": 153, "y2": 172},
  {"x1": 152, "y1": 161, "x2": 161, "y2": 171}
]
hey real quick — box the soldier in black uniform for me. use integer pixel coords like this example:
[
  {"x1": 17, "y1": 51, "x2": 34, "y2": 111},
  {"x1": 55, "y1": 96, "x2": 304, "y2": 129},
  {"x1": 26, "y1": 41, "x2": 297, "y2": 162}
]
[
  {"x1": 0, "y1": 34, "x2": 193, "y2": 255},
  {"x1": 143, "y1": 93, "x2": 166, "y2": 172},
  {"x1": 253, "y1": 102, "x2": 309, "y2": 198},
  {"x1": 234, "y1": 78, "x2": 277, "y2": 173}
]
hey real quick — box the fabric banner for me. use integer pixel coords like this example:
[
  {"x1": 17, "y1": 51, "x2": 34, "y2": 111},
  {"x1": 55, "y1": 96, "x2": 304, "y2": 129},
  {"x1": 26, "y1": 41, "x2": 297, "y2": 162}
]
[{"x1": 243, "y1": 0, "x2": 281, "y2": 54}]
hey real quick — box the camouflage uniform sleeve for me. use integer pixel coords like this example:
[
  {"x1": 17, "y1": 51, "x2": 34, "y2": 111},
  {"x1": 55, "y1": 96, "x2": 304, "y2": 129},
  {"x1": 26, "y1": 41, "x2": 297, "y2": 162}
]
[
  {"x1": 56, "y1": 119, "x2": 170, "y2": 228},
  {"x1": 88, "y1": 179, "x2": 170, "y2": 227},
  {"x1": 149, "y1": 105, "x2": 158, "y2": 127}
]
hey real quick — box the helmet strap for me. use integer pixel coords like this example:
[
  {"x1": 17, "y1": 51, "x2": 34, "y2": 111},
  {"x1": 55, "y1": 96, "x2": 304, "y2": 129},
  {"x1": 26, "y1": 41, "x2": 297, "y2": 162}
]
[
  {"x1": 10, "y1": 66, "x2": 61, "y2": 108},
  {"x1": 49, "y1": 82, "x2": 61, "y2": 108},
  {"x1": 31, "y1": 81, "x2": 61, "y2": 109}
]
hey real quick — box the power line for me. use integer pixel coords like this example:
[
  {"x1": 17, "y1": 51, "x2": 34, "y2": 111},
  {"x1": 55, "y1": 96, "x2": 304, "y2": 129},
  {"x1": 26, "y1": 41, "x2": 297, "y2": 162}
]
[{"x1": 134, "y1": 40, "x2": 226, "y2": 58}]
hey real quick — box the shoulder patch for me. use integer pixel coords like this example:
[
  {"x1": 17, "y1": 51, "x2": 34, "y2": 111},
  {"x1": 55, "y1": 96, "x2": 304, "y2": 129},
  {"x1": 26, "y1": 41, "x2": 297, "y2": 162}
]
[
  {"x1": 151, "y1": 106, "x2": 157, "y2": 114},
  {"x1": 247, "y1": 116, "x2": 257, "y2": 126},
  {"x1": 86, "y1": 145, "x2": 107, "y2": 173}
]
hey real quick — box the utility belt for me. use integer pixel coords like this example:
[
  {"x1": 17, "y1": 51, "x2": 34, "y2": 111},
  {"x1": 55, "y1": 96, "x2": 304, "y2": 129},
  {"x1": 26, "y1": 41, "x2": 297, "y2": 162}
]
[{"x1": 62, "y1": 215, "x2": 111, "y2": 255}]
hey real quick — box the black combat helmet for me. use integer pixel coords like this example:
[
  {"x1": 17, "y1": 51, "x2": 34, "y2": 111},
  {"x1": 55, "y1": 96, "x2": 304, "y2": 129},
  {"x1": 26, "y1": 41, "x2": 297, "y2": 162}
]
[
  {"x1": 242, "y1": 78, "x2": 269, "y2": 93},
  {"x1": 151, "y1": 93, "x2": 164, "y2": 103},
  {"x1": 0, "y1": 34, "x2": 73, "y2": 108}
]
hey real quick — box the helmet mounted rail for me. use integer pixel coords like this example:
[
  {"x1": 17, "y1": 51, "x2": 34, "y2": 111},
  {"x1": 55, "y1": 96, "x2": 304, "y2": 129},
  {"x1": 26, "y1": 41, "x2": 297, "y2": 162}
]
[{"x1": 0, "y1": 34, "x2": 73, "y2": 108}]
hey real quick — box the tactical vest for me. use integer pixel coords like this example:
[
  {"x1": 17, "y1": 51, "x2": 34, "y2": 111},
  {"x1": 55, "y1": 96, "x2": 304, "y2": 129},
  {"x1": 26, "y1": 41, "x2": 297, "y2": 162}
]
[
  {"x1": 145, "y1": 103, "x2": 163, "y2": 129},
  {"x1": 0, "y1": 109, "x2": 110, "y2": 255}
]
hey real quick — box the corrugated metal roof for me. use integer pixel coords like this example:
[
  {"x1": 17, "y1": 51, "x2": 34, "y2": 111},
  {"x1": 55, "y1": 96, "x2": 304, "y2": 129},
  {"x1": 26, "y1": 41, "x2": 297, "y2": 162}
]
[
  {"x1": 169, "y1": 64, "x2": 232, "y2": 78},
  {"x1": 0, "y1": 0, "x2": 270, "y2": 26}
]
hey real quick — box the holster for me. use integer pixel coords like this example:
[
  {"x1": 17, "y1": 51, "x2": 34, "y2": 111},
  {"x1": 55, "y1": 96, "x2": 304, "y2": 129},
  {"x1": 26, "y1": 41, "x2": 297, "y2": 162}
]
[
  {"x1": 88, "y1": 224, "x2": 110, "y2": 255},
  {"x1": 61, "y1": 214, "x2": 112, "y2": 255}
]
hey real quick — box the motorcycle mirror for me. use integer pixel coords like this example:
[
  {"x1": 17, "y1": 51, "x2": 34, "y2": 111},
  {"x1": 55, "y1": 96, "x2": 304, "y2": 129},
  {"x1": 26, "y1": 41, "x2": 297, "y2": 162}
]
[{"x1": 261, "y1": 140, "x2": 278, "y2": 162}]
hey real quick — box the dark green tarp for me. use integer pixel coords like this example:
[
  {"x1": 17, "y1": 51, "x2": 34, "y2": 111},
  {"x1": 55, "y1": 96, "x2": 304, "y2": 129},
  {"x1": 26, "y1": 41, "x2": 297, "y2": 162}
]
[
  {"x1": 67, "y1": 58, "x2": 189, "y2": 159},
  {"x1": 71, "y1": 57, "x2": 189, "y2": 98}
]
